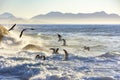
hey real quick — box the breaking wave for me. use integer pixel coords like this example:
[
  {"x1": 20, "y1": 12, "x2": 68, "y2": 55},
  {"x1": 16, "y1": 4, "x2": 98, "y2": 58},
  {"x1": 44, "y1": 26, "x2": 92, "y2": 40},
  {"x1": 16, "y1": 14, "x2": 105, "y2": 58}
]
[{"x1": 0, "y1": 24, "x2": 120, "y2": 80}]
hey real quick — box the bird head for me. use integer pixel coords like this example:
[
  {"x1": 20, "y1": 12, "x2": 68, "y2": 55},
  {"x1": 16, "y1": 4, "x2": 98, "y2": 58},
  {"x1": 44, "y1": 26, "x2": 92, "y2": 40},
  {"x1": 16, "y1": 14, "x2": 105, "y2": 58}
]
[{"x1": 30, "y1": 28, "x2": 35, "y2": 30}]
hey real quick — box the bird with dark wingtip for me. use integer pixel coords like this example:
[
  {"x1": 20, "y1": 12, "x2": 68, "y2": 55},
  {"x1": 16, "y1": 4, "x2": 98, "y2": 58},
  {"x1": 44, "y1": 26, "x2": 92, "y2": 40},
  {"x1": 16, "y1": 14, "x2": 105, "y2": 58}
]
[
  {"x1": 50, "y1": 48, "x2": 59, "y2": 54},
  {"x1": 57, "y1": 34, "x2": 62, "y2": 41},
  {"x1": 50, "y1": 48, "x2": 55, "y2": 54},
  {"x1": 35, "y1": 55, "x2": 46, "y2": 60},
  {"x1": 63, "y1": 49, "x2": 69, "y2": 60},
  {"x1": 8, "y1": 24, "x2": 16, "y2": 31},
  {"x1": 62, "y1": 39, "x2": 67, "y2": 46},
  {"x1": 19, "y1": 28, "x2": 35, "y2": 38},
  {"x1": 84, "y1": 46, "x2": 90, "y2": 51},
  {"x1": 55, "y1": 48, "x2": 59, "y2": 54}
]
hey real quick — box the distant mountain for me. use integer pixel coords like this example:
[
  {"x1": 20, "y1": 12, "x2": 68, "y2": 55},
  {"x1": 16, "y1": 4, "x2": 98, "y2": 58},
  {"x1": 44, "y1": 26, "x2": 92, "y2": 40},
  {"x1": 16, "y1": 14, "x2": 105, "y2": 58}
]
[
  {"x1": 0, "y1": 12, "x2": 24, "y2": 20},
  {"x1": 31, "y1": 11, "x2": 120, "y2": 19},
  {"x1": 0, "y1": 12, "x2": 15, "y2": 19},
  {"x1": 0, "y1": 12, "x2": 25, "y2": 23},
  {"x1": 0, "y1": 11, "x2": 120, "y2": 24}
]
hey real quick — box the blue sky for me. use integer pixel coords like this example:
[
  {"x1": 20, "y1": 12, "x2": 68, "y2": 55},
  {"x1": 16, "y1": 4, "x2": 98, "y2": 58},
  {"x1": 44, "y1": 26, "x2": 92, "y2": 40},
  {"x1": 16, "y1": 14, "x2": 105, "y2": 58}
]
[{"x1": 0, "y1": 0, "x2": 120, "y2": 18}]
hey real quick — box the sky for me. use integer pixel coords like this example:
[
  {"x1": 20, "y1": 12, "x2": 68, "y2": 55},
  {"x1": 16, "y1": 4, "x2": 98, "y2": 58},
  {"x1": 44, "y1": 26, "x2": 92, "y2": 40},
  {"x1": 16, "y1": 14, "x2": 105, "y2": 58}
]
[{"x1": 0, "y1": 0, "x2": 120, "y2": 19}]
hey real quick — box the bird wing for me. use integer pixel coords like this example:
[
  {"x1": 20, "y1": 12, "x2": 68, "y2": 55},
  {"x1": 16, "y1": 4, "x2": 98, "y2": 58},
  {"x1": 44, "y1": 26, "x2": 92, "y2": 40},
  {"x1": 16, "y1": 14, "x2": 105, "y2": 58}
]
[
  {"x1": 8, "y1": 24, "x2": 16, "y2": 31},
  {"x1": 57, "y1": 34, "x2": 61, "y2": 37},
  {"x1": 55, "y1": 48, "x2": 59, "y2": 53},
  {"x1": 19, "y1": 29, "x2": 26, "y2": 38}
]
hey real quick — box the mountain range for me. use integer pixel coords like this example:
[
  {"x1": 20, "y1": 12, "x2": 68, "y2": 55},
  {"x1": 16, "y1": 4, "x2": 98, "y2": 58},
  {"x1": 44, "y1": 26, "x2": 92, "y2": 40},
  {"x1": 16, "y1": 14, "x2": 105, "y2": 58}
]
[
  {"x1": 32, "y1": 11, "x2": 119, "y2": 19},
  {"x1": 0, "y1": 11, "x2": 120, "y2": 24}
]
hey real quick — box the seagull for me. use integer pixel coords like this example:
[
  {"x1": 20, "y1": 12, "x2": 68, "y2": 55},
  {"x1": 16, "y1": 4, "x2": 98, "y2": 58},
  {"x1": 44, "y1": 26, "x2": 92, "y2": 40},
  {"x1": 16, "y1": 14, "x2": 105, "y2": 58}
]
[
  {"x1": 35, "y1": 55, "x2": 46, "y2": 60},
  {"x1": 50, "y1": 48, "x2": 59, "y2": 54},
  {"x1": 42, "y1": 55, "x2": 46, "y2": 60},
  {"x1": 84, "y1": 46, "x2": 90, "y2": 51},
  {"x1": 8, "y1": 24, "x2": 16, "y2": 31},
  {"x1": 50, "y1": 48, "x2": 56, "y2": 54},
  {"x1": 63, "y1": 49, "x2": 69, "y2": 60},
  {"x1": 62, "y1": 39, "x2": 67, "y2": 46},
  {"x1": 35, "y1": 55, "x2": 42, "y2": 59},
  {"x1": 55, "y1": 48, "x2": 59, "y2": 54},
  {"x1": 57, "y1": 34, "x2": 62, "y2": 41},
  {"x1": 19, "y1": 28, "x2": 35, "y2": 38}
]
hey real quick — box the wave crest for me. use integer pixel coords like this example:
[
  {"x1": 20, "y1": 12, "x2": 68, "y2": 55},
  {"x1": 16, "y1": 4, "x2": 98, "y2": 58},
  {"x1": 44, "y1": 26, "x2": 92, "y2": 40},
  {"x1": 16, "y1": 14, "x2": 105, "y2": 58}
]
[
  {"x1": 0, "y1": 25, "x2": 9, "y2": 42},
  {"x1": 98, "y1": 52, "x2": 120, "y2": 58}
]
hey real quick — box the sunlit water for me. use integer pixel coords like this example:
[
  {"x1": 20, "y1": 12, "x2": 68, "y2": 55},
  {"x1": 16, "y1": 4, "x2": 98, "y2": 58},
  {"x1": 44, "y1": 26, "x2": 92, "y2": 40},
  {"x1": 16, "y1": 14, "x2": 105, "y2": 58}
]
[{"x1": 0, "y1": 24, "x2": 120, "y2": 80}]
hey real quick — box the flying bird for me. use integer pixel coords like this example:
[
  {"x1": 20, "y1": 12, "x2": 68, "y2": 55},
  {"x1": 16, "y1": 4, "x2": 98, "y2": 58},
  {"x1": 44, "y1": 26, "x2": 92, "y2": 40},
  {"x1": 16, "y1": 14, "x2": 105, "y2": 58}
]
[
  {"x1": 19, "y1": 29, "x2": 27, "y2": 38},
  {"x1": 50, "y1": 48, "x2": 59, "y2": 54},
  {"x1": 63, "y1": 49, "x2": 69, "y2": 60},
  {"x1": 62, "y1": 39, "x2": 67, "y2": 46},
  {"x1": 50, "y1": 48, "x2": 56, "y2": 54},
  {"x1": 55, "y1": 48, "x2": 59, "y2": 54},
  {"x1": 35, "y1": 55, "x2": 46, "y2": 60},
  {"x1": 8, "y1": 24, "x2": 16, "y2": 31},
  {"x1": 42, "y1": 55, "x2": 46, "y2": 60},
  {"x1": 35, "y1": 55, "x2": 42, "y2": 59},
  {"x1": 19, "y1": 28, "x2": 35, "y2": 38},
  {"x1": 57, "y1": 34, "x2": 62, "y2": 41},
  {"x1": 84, "y1": 46, "x2": 90, "y2": 51}
]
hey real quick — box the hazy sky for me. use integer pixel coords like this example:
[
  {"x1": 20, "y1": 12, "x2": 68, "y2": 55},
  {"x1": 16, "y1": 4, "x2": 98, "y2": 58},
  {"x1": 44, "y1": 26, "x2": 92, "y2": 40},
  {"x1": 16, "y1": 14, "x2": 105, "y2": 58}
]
[{"x1": 0, "y1": 0, "x2": 120, "y2": 18}]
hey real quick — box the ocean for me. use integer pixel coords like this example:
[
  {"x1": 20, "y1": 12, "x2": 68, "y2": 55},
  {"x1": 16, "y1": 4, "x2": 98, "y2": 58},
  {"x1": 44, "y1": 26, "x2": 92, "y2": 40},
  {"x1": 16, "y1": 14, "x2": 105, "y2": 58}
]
[
  {"x1": 15, "y1": 24, "x2": 120, "y2": 36},
  {"x1": 0, "y1": 24, "x2": 120, "y2": 80}
]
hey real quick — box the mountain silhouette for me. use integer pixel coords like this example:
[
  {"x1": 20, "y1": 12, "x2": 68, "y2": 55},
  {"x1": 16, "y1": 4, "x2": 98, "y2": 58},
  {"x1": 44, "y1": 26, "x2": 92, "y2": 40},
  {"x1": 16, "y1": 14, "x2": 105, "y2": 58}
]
[
  {"x1": 0, "y1": 11, "x2": 120, "y2": 24},
  {"x1": 31, "y1": 11, "x2": 120, "y2": 19},
  {"x1": 0, "y1": 12, "x2": 25, "y2": 23}
]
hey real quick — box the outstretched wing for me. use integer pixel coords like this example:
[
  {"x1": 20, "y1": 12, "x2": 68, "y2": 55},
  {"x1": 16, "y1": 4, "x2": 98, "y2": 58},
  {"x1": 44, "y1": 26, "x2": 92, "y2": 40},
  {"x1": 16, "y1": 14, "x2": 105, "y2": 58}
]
[
  {"x1": 55, "y1": 48, "x2": 59, "y2": 53},
  {"x1": 63, "y1": 49, "x2": 67, "y2": 54},
  {"x1": 57, "y1": 34, "x2": 62, "y2": 41},
  {"x1": 8, "y1": 24, "x2": 16, "y2": 31},
  {"x1": 57, "y1": 34, "x2": 61, "y2": 37},
  {"x1": 19, "y1": 29, "x2": 26, "y2": 38},
  {"x1": 30, "y1": 28, "x2": 35, "y2": 30}
]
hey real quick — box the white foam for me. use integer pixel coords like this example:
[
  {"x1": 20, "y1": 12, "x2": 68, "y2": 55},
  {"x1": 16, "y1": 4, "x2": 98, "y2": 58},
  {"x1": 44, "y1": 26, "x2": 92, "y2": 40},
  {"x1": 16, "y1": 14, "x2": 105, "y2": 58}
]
[{"x1": 0, "y1": 27, "x2": 120, "y2": 80}]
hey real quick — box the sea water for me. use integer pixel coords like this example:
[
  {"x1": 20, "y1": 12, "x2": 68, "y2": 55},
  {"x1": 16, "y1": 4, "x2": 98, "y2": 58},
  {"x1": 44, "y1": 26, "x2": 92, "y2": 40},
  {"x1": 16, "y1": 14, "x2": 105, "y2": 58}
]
[{"x1": 0, "y1": 24, "x2": 120, "y2": 80}]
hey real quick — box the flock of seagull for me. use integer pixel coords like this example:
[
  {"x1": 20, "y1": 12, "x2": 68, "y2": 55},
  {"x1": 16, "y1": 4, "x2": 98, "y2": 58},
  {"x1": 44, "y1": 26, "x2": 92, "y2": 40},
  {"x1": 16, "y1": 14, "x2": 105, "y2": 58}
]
[
  {"x1": 7, "y1": 24, "x2": 69, "y2": 61},
  {"x1": 7, "y1": 24, "x2": 91, "y2": 61},
  {"x1": 36, "y1": 33, "x2": 68, "y2": 61},
  {"x1": 8, "y1": 24, "x2": 35, "y2": 38}
]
